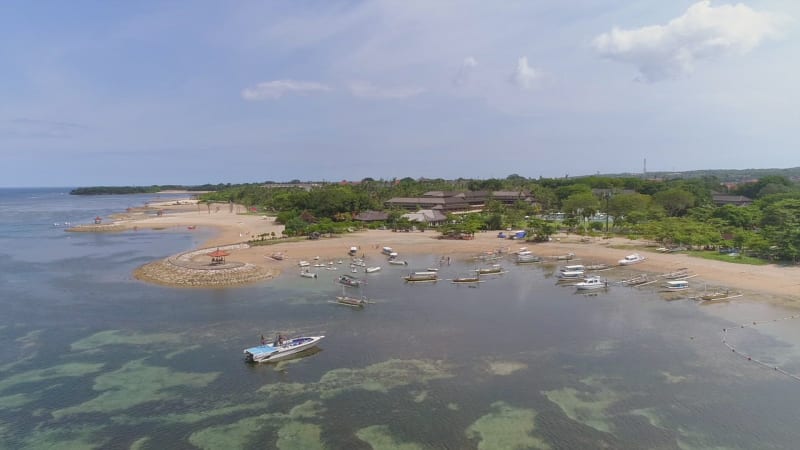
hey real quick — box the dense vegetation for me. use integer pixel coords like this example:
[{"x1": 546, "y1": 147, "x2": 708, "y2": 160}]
[
  {"x1": 70, "y1": 184, "x2": 230, "y2": 195},
  {"x1": 194, "y1": 173, "x2": 800, "y2": 262}
]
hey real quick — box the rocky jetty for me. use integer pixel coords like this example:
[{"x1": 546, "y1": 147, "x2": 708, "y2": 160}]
[{"x1": 134, "y1": 244, "x2": 276, "y2": 288}]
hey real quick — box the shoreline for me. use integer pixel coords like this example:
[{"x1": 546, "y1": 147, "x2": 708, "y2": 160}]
[{"x1": 71, "y1": 201, "x2": 800, "y2": 306}]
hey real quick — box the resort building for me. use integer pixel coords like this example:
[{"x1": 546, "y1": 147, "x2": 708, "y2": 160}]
[
  {"x1": 401, "y1": 209, "x2": 448, "y2": 227},
  {"x1": 354, "y1": 211, "x2": 389, "y2": 222},
  {"x1": 385, "y1": 190, "x2": 534, "y2": 212},
  {"x1": 711, "y1": 193, "x2": 753, "y2": 207}
]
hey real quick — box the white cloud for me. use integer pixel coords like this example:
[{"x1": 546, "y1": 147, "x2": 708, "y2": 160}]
[
  {"x1": 509, "y1": 56, "x2": 542, "y2": 90},
  {"x1": 241, "y1": 80, "x2": 331, "y2": 100},
  {"x1": 348, "y1": 81, "x2": 424, "y2": 99},
  {"x1": 453, "y1": 56, "x2": 478, "y2": 85},
  {"x1": 593, "y1": 1, "x2": 788, "y2": 81}
]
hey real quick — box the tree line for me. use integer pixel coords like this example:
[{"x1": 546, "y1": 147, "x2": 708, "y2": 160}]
[{"x1": 196, "y1": 174, "x2": 800, "y2": 262}]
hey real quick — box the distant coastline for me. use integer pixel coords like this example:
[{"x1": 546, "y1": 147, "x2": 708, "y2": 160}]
[{"x1": 70, "y1": 185, "x2": 221, "y2": 195}]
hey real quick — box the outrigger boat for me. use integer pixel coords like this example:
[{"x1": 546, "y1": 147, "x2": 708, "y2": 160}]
[
  {"x1": 404, "y1": 271, "x2": 439, "y2": 282},
  {"x1": 451, "y1": 274, "x2": 482, "y2": 284},
  {"x1": 243, "y1": 336, "x2": 325, "y2": 363},
  {"x1": 621, "y1": 274, "x2": 648, "y2": 286},
  {"x1": 661, "y1": 268, "x2": 690, "y2": 279},
  {"x1": 332, "y1": 287, "x2": 371, "y2": 308}
]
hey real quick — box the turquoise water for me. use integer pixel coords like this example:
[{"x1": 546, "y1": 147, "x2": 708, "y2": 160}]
[{"x1": 2, "y1": 188, "x2": 800, "y2": 449}]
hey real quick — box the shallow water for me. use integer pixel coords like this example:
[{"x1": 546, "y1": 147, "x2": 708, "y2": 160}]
[{"x1": 2, "y1": 188, "x2": 800, "y2": 449}]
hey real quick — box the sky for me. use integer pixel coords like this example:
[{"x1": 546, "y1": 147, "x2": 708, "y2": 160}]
[{"x1": 1, "y1": 0, "x2": 798, "y2": 187}]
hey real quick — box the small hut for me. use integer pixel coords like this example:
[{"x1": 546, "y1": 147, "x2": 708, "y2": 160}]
[{"x1": 208, "y1": 249, "x2": 230, "y2": 265}]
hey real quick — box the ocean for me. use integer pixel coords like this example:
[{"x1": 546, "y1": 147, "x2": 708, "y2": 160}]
[{"x1": 1, "y1": 187, "x2": 800, "y2": 449}]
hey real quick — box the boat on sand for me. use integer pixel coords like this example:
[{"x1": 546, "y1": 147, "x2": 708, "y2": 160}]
[{"x1": 618, "y1": 254, "x2": 646, "y2": 265}]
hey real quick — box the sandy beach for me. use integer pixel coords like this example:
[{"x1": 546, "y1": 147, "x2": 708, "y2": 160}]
[{"x1": 71, "y1": 201, "x2": 800, "y2": 304}]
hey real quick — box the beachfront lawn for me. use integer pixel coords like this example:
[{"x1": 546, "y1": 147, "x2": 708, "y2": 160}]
[{"x1": 686, "y1": 251, "x2": 768, "y2": 265}]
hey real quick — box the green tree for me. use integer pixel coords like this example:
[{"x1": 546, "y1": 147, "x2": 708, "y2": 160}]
[{"x1": 653, "y1": 188, "x2": 695, "y2": 217}]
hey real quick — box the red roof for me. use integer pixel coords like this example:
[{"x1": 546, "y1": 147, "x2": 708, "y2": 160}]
[{"x1": 207, "y1": 249, "x2": 230, "y2": 257}]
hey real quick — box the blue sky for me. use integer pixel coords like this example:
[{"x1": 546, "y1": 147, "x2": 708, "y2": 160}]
[{"x1": 1, "y1": 1, "x2": 798, "y2": 187}]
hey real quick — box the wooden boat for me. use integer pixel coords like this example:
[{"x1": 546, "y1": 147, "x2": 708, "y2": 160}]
[
  {"x1": 574, "y1": 276, "x2": 608, "y2": 290},
  {"x1": 365, "y1": 266, "x2": 382, "y2": 273},
  {"x1": 476, "y1": 264, "x2": 504, "y2": 275},
  {"x1": 404, "y1": 271, "x2": 439, "y2": 282},
  {"x1": 554, "y1": 252, "x2": 576, "y2": 261},
  {"x1": 618, "y1": 254, "x2": 646, "y2": 266},
  {"x1": 661, "y1": 268, "x2": 689, "y2": 279},
  {"x1": 269, "y1": 252, "x2": 284, "y2": 261},
  {"x1": 690, "y1": 290, "x2": 743, "y2": 302},
  {"x1": 621, "y1": 274, "x2": 648, "y2": 286},
  {"x1": 451, "y1": 275, "x2": 482, "y2": 284},
  {"x1": 332, "y1": 295, "x2": 369, "y2": 308},
  {"x1": 338, "y1": 274, "x2": 362, "y2": 287},
  {"x1": 585, "y1": 263, "x2": 610, "y2": 271},
  {"x1": 243, "y1": 336, "x2": 325, "y2": 363}
]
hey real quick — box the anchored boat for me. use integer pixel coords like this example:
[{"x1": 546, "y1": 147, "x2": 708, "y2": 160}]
[
  {"x1": 475, "y1": 264, "x2": 504, "y2": 275},
  {"x1": 338, "y1": 274, "x2": 362, "y2": 287},
  {"x1": 404, "y1": 271, "x2": 439, "y2": 282},
  {"x1": 574, "y1": 276, "x2": 608, "y2": 290}
]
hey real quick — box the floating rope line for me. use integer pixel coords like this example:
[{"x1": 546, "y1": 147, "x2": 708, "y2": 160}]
[{"x1": 721, "y1": 315, "x2": 800, "y2": 382}]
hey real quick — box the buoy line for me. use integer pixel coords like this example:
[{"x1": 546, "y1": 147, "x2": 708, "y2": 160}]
[{"x1": 721, "y1": 315, "x2": 800, "y2": 382}]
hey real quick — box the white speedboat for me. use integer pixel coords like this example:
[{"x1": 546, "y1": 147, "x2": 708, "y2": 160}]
[
  {"x1": 618, "y1": 254, "x2": 646, "y2": 265},
  {"x1": 338, "y1": 274, "x2": 362, "y2": 287},
  {"x1": 300, "y1": 270, "x2": 317, "y2": 279},
  {"x1": 388, "y1": 259, "x2": 408, "y2": 266},
  {"x1": 243, "y1": 336, "x2": 325, "y2": 363},
  {"x1": 365, "y1": 266, "x2": 382, "y2": 273},
  {"x1": 557, "y1": 270, "x2": 585, "y2": 281},
  {"x1": 574, "y1": 276, "x2": 608, "y2": 290},
  {"x1": 298, "y1": 260, "x2": 311, "y2": 267},
  {"x1": 517, "y1": 253, "x2": 540, "y2": 263}
]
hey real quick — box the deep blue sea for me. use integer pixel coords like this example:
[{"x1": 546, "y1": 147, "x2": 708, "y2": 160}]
[{"x1": 2, "y1": 187, "x2": 800, "y2": 449}]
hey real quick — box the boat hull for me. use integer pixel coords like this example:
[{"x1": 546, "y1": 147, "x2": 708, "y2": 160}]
[{"x1": 244, "y1": 336, "x2": 324, "y2": 363}]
